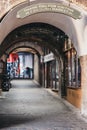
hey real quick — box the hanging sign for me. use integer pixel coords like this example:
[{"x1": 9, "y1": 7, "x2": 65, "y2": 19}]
[
  {"x1": 16, "y1": 3, "x2": 82, "y2": 19},
  {"x1": 44, "y1": 53, "x2": 55, "y2": 62}
]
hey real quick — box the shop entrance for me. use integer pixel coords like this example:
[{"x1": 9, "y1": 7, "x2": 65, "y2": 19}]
[{"x1": 46, "y1": 60, "x2": 59, "y2": 91}]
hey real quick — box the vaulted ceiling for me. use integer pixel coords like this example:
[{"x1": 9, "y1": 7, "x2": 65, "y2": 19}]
[{"x1": 0, "y1": 23, "x2": 67, "y2": 57}]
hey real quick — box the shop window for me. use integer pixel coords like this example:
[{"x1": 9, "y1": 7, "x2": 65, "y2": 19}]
[{"x1": 64, "y1": 40, "x2": 81, "y2": 88}]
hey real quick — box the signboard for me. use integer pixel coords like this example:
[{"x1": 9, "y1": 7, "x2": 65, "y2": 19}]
[
  {"x1": 16, "y1": 3, "x2": 82, "y2": 19},
  {"x1": 44, "y1": 53, "x2": 55, "y2": 62}
]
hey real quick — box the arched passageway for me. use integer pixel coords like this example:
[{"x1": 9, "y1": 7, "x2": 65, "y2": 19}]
[
  {"x1": 1, "y1": 22, "x2": 65, "y2": 89},
  {"x1": 0, "y1": 22, "x2": 81, "y2": 109},
  {"x1": 1, "y1": 0, "x2": 87, "y2": 116}
]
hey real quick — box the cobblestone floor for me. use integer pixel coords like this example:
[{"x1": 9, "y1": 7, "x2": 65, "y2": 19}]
[{"x1": 0, "y1": 80, "x2": 87, "y2": 130}]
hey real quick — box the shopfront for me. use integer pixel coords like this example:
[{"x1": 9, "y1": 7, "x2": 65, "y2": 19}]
[
  {"x1": 44, "y1": 52, "x2": 59, "y2": 91},
  {"x1": 63, "y1": 38, "x2": 81, "y2": 108}
]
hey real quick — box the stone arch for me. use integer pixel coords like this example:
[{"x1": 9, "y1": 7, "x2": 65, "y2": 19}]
[
  {"x1": 6, "y1": 41, "x2": 44, "y2": 56},
  {"x1": 0, "y1": 1, "x2": 86, "y2": 56}
]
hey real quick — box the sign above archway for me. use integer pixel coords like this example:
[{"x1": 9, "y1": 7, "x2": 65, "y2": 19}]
[{"x1": 16, "y1": 3, "x2": 82, "y2": 19}]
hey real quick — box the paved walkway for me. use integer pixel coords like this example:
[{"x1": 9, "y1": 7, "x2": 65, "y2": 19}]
[{"x1": 0, "y1": 80, "x2": 87, "y2": 130}]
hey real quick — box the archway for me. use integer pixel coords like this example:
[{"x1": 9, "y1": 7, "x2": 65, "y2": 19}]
[
  {"x1": 0, "y1": 22, "x2": 81, "y2": 99},
  {"x1": 1, "y1": 0, "x2": 86, "y2": 115},
  {"x1": 0, "y1": 1, "x2": 84, "y2": 56}
]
